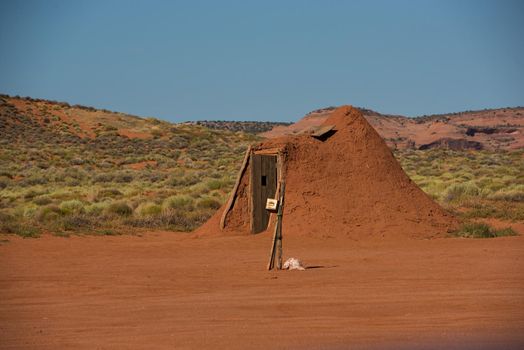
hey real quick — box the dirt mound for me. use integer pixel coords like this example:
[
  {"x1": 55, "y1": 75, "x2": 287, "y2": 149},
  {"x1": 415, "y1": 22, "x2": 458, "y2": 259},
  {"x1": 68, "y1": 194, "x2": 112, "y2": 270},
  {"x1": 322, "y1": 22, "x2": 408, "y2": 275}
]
[{"x1": 197, "y1": 106, "x2": 458, "y2": 239}]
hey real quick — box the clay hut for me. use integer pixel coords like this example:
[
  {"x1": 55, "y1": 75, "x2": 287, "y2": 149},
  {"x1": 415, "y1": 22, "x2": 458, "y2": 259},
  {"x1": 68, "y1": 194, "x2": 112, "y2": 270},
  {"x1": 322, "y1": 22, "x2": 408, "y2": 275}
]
[{"x1": 198, "y1": 106, "x2": 457, "y2": 239}]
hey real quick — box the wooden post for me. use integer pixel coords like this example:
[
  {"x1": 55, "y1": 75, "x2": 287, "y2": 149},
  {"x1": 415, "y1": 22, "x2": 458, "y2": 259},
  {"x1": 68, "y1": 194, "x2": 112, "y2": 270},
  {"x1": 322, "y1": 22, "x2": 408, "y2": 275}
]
[
  {"x1": 267, "y1": 181, "x2": 285, "y2": 270},
  {"x1": 220, "y1": 146, "x2": 251, "y2": 230},
  {"x1": 275, "y1": 182, "x2": 284, "y2": 269}
]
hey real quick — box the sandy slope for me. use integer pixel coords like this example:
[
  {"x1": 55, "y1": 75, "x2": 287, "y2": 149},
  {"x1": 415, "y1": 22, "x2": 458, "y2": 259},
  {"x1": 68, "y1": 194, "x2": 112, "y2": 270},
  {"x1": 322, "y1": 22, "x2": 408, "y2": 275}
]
[{"x1": 1, "y1": 230, "x2": 523, "y2": 349}]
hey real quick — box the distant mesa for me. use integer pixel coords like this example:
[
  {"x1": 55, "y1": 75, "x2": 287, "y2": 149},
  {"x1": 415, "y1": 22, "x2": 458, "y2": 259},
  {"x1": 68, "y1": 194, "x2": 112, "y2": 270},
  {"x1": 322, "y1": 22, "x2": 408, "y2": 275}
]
[{"x1": 261, "y1": 106, "x2": 524, "y2": 151}]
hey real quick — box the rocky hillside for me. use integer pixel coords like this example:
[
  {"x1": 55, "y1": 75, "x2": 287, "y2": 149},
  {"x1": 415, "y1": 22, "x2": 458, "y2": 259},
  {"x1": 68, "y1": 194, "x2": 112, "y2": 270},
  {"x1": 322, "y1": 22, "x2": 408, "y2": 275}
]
[
  {"x1": 261, "y1": 107, "x2": 524, "y2": 151},
  {"x1": 0, "y1": 94, "x2": 258, "y2": 235}
]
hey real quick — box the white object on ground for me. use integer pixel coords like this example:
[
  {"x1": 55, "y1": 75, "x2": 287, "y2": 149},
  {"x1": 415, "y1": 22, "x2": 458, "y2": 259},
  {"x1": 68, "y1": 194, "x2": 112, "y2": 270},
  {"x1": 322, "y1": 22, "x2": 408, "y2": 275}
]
[{"x1": 282, "y1": 258, "x2": 306, "y2": 271}]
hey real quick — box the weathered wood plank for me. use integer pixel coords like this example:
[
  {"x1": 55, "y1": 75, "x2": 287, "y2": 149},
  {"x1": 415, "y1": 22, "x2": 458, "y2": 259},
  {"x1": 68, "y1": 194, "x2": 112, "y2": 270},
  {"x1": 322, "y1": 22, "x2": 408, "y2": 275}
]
[
  {"x1": 220, "y1": 146, "x2": 252, "y2": 230},
  {"x1": 249, "y1": 153, "x2": 257, "y2": 233},
  {"x1": 251, "y1": 154, "x2": 277, "y2": 234},
  {"x1": 253, "y1": 148, "x2": 282, "y2": 155}
]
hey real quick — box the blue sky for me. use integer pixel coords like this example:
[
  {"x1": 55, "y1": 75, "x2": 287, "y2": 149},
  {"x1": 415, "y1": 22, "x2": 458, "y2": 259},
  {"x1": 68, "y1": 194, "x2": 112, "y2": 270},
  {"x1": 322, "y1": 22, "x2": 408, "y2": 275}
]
[{"x1": 0, "y1": 0, "x2": 523, "y2": 122}]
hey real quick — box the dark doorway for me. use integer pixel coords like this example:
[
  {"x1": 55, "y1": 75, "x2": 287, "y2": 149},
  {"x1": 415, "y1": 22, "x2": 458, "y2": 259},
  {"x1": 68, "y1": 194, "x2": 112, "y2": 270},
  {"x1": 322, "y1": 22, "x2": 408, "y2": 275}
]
[{"x1": 250, "y1": 154, "x2": 277, "y2": 233}]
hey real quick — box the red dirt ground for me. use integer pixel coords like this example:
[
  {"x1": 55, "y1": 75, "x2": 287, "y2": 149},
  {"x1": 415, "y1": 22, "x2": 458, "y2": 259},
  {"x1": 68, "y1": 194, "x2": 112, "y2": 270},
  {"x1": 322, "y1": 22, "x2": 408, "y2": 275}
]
[{"x1": 1, "y1": 231, "x2": 523, "y2": 349}]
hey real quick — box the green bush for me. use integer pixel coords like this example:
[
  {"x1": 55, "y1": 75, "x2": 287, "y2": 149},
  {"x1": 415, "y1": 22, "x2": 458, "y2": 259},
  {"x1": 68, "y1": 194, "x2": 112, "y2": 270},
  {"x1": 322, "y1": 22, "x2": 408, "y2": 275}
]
[
  {"x1": 0, "y1": 212, "x2": 40, "y2": 238},
  {"x1": 196, "y1": 197, "x2": 221, "y2": 209},
  {"x1": 92, "y1": 173, "x2": 114, "y2": 183},
  {"x1": 105, "y1": 201, "x2": 133, "y2": 216},
  {"x1": 93, "y1": 188, "x2": 123, "y2": 201},
  {"x1": 444, "y1": 183, "x2": 480, "y2": 203},
  {"x1": 163, "y1": 195, "x2": 194, "y2": 210},
  {"x1": 36, "y1": 205, "x2": 63, "y2": 222},
  {"x1": 84, "y1": 202, "x2": 108, "y2": 215},
  {"x1": 59, "y1": 200, "x2": 85, "y2": 215},
  {"x1": 33, "y1": 196, "x2": 52, "y2": 206},
  {"x1": 206, "y1": 179, "x2": 224, "y2": 190},
  {"x1": 167, "y1": 174, "x2": 198, "y2": 187},
  {"x1": 23, "y1": 205, "x2": 38, "y2": 218},
  {"x1": 60, "y1": 214, "x2": 93, "y2": 231},
  {"x1": 114, "y1": 172, "x2": 134, "y2": 183},
  {"x1": 489, "y1": 189, "x2": 524, "y2": 202},
  {"x1": 135, "y1": 202, "x2": 162, "y2": 217}
]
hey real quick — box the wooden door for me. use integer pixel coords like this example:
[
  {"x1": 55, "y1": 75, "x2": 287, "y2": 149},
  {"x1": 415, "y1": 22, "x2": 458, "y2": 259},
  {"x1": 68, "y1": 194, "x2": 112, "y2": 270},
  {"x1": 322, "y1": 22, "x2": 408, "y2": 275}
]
[{"x1": 250, "y1": 154, "x2": 277, "y2": 233}]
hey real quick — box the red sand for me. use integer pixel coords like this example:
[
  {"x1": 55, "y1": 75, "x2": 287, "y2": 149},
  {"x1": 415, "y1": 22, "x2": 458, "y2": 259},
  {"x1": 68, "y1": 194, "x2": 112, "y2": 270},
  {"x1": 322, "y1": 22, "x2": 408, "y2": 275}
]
[
  {"x1": 200, "y1": 106, "x2": 457, "y2": 238},
  {"x1": 1, "y1": 231, "x2": 523, "y2": 349}
]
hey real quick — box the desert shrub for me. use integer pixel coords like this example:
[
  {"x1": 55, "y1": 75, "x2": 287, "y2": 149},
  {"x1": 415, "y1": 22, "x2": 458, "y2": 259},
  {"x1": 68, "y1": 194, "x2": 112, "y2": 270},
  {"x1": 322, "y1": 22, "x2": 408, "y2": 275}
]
[
  {"x1": 159, "y1": 209, "x2": 197, "y2": 231},
  {"x1": 206, "y1": 179, "x2": 224, "y2": 190},
  {"x1": 114, "y1": 172, "x2": 134, "y2": 183},
  {"x1": 60, "y1": 214, "x2": 94, "y2": 230},
  {"x1": 140, "y1": 172, "x2": 167, "y2": 183},
  {"x1": 20, "y1": 175, "x2": 48, "y2": 186},
  {"x1": 0, "y1": 171, "x2": 13, "y2": 179},
  {"x1": 189, "y1": 183, "x2": 210, "y2": 197},
  {"x1": 36, "y1": 205, "x2": 63, "y2": 222},
  {"x1": 151, "y1": 129, "x2": 163, "y2": 138},
  {"x1": 98, "y1": 161, "x2": 114, "y2": 169},
  {"x1": 452, "y1": 222, "x2": 517, "y2": 238},
  {"x1": 196, "y1": 196, "x2": 221, "y2": 209},
  {"x1": 166, "y1": 174, "x2": 200, "y2": 187},
  {"x1": 23, "y1": 205, "x2": 38, "y2": 218},
  {"x1": 0, "y1": 212, "x2": 16, "y2": 232},
  {"x1": 92, "y1": 173, "x2": 114, "y2": 183},
  {"x1": 0, "y1": 212, "x2": 40, "y2": 237},
  {"x1": 185, "y1": 209, "x2": 214, "y2": 226},
  {"x1": 65, "y1": 178, "x2": 81, "y2": 187},
  {"x1": 24, "y1": 190, "x2": 41, "y2": 200},
  {"x1": 0, "y1": 178, "x2": 8, "y2": 189},
  {"x1": 33, "y1": 196, "x2": 53, "y2": 206},
  {"x1": 163, "y1": 195, "x2": 194, "y2": 210},
  {"x1": 135, "y1": 202, "x2": 162, "y2": 217},
  {"x1": 488, "y1": 186, "x2": 524, "y2": 202},
  {"x1": 462, "y1": 205, "x2": 497, "y2": 219},
  {"x1": 70, "y1": 157, "x2": 86, "y2": 165},
  {"x1": 464, "y1": 199, "x2": 524, "y2": 221},
  {"x1": 105, "y1": 201, "x2": 133, "y2": 216},
  {"x1": 84, "y1": 202, "x2": 109, "y2": 215},
  {"x1": 59, "y1": 200, "x2": 85, "y2": 215},
  {"x1": 94, "y1": 188, "x2": 123, "y2": 201},
  {"x1": 10, "y1": 224, "x2": 40, "y2": 238},
  {"x1": 444, "y1": 183, "x2": 480, "y2": 202}
]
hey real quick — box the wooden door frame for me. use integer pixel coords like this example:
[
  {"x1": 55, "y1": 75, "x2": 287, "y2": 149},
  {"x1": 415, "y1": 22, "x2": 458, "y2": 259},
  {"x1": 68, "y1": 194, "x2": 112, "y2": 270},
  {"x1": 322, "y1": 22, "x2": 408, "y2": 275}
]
[
  {"x1": 249, "y1": 149, "x2": 283, "y2": 234},
  {"x1": 219, "y1": 147, "x2": 284, "y2": 232}
]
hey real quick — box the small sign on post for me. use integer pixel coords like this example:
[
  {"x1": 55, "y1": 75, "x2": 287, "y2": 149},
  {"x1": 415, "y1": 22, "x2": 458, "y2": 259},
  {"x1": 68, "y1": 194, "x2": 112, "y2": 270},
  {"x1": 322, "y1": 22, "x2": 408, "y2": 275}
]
[{"x1": 265, "y1": 198, "x2": 279, "y2": 211}]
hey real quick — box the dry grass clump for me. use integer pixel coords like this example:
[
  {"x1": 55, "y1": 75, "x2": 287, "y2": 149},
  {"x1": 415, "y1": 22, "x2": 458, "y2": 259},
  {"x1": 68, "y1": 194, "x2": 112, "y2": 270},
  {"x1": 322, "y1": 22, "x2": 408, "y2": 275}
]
[{"x1": 452, "y1": 222, "x2": 517, "y2": 238}]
